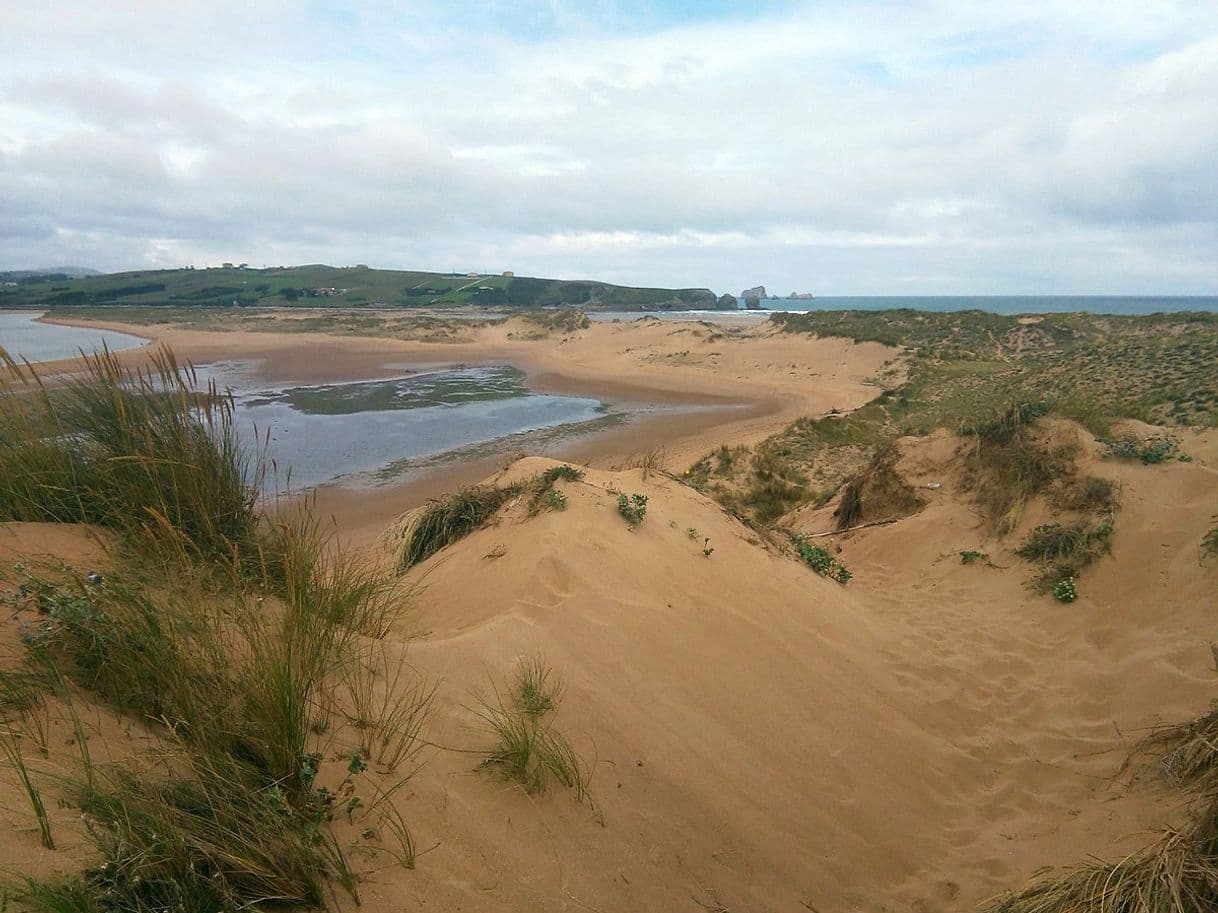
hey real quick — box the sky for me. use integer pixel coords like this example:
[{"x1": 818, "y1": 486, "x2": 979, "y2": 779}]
[{"x1": 2, "y1": 1, "x2": 1216, "y2": 295}]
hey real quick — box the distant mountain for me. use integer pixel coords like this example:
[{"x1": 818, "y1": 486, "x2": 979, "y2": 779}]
[
  {"x1": 0, "y1": 264, "x2": 718, "y2": 311},
  {"x1": 0, "y1": 266, "x2": 101, "y2": 279}
]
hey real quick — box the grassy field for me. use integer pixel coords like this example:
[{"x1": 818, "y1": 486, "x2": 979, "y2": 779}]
[{"x1": 0, "y1": 265, "x2": 717, "y2": 311}]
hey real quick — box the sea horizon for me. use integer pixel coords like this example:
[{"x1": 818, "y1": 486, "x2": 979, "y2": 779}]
[{"x1": 724, "y1": 294, "x2": 1218, "y2": 316}]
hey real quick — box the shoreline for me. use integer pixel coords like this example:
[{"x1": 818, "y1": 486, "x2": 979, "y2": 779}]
[{"x1": 36, "y1": 311, "x2": 896, "y2": 542}]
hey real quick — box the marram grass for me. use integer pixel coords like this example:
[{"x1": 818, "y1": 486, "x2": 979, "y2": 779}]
[{"x1": 0, "y1": 345, "x2": 261, "y2": 564}]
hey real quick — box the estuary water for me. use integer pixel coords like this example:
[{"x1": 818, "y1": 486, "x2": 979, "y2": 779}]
[
  {"x1": 197, "y1": 362, "x2": 612, "y2": 490},
  {"x1": 0, "y1": 311, "x2": 146, "y2": 361}
]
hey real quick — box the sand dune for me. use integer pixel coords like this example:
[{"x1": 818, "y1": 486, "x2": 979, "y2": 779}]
[
  {"x1": 360, "y1": 426, "x2": 1212, "y2": 911},
  {"x1": 4, "y1": 317, "x2": 1217, "y2": 911}
]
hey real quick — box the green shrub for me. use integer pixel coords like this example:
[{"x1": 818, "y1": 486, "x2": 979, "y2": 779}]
[
  {"x1": 791, "y1": 536, "x2": 852, "y2": 585},
  {"x1": 1056, "y1": 475, "x2": 1119, "y2": 514},
  {"x1": 617, "y1": 492, "x2": 648, "y2": 526},
  {"x1": 960, "y1": 550, "x2": 989, "y2": 565},
  {"x1": 1102, "y1": 434, "x2": 1180, "y2": 464},
  {"x1": 1052, "y1": 577, "x2": 1078, "y2": 603}
]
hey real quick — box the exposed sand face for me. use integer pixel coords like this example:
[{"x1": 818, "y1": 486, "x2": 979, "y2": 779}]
[{"x1": 354, "y1": 432, "x2": 1216, "y2": 912}]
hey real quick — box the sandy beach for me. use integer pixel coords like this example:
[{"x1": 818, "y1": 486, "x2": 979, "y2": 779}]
[{"x1": 39, "y1": 312, "x2": 897, "y2": 543}]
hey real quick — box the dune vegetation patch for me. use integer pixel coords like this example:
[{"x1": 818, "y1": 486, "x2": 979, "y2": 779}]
[
  {"x1": 791, "y1": 535, "x2": 852, "y2": 584},
  {"x1": 833, "y1": 444, "x2": 924, "y2": 531},
  {"x1": 384, "y1": 464, "x2": 585, "y2": 573},
  {"x1": 1016, "y1": 521, "x2": 1114, "y2": 601},
  {"x1": 987, "y1": 699, "x2": 1218, "y2": 913},
  {"x1": 0, "y1": 348, "x2": 432, "y2": 911},
  {"x1": 0, "y1": 347, "x2": 261, "y2": 567},
  {"x1": 960, "y1": 401, "x2": 1075, "y2": 535},
  {"x1": 689, "y1": 309, "x2": 1215, "y2": 528},
  {"x1": 474, "y1": 657, "x2": 593, "y2": 806}
]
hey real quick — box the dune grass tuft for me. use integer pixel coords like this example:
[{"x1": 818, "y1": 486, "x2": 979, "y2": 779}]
[
  {"x1": 387, "y1": 485, "x2": 520, "y2": 573},
  {"x1": 1, "y1": 344, "x2": 428, "y2": 911},
  {"x1": 0, "y1": 346, "x2": 262, "y2": 565},
  {"x1": 1143, "y1": 704, "x2": 1218, "y2": 790},
  {"x1": 1203, "y1": 524, "x2": 1218, "y2": 560},
  {"x1": 476, "y1": 661, "x2": 592, "y2": 805},
  {"x1": 515, "y1": 653, "x2": 562, "y2": 717},
  {"x1": 961, "y1": 401, "x2": 1074, "y2": 534},
  {"x1": 0, "y1": 725, "x2": 54, "y2": 850},
  {"x1": 387, "y1": 465, "x2": 587, "y2": 572},
  {"x1": 981, "y1": 816, "x2": 1218, "y2": 913}
]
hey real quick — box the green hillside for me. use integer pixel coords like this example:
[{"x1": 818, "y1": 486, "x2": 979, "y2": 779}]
[{"x1": 0, "y1": 265, "x2": 718, "y2": 311}]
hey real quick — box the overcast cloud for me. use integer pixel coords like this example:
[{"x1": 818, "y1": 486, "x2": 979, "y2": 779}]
[{"x1": 2, "y1": 1, "x2": 1216, "y2": 294}]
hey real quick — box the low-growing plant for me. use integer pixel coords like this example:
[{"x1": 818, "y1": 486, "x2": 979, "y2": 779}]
[
  {"x1": 1102, "y1": 434, "x2": 1180, "y2": 464},
  {"x1": 791, "y1": 536, "x2": 852, "y2": 585},
  {"x1": 1203, "y1": 524, "x2": 1218, "y2": 560},
  {"x1": 617, "y1": 492, "x2": 648, "y2": 526},
  {"x1": 1051, "y1": 577, "x2": 1078, "y2": 603},
  {"x1": 545, "y1": 489, "x2": 567, "y2": 511},
  {"x1": 959, "y1": 550, "x2": 989, "y2": 565}
]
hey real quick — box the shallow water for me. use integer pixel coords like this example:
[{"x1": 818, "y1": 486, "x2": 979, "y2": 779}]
[
  {"x1": 201, "y1": 363, "x2": 612, "y2": 490},
  {"x1": 0, "y1": 311, "x2": 146, "y2": 362}
]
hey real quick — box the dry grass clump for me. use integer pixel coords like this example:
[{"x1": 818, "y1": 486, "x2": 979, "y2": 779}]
[
  {"x1": 981, "y1": 818, "x2": 1218, "y2": 913},
  {"x1": 1056, "y1": 475, "x2": 1120, "y2": 515},
  {"x1": 987, "y1": 702, "x2": 1218, "y2": 913},
  {"x1": 961, "y1": 401, "x2": 1073, "y2": 534},
  {"x1": 834, "y1": 445, "x2": 924, "y2": 530},
  {"x1": 386, "y1": 465, "x2": 586, "y2": 573},
  {"x1": 1143, "y1": 705, "x2": 1218, "y2": 790},
  {"x1": 1016, "y1": 521, "x2": 1113, "y2": 596}
]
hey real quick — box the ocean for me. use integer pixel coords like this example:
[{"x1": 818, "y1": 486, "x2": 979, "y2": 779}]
[{"x1": 721, "y1": 296, "x2": 1218, "y2": 316}]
